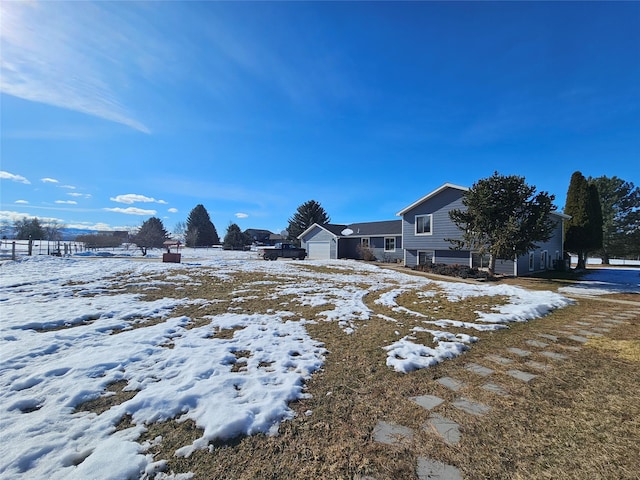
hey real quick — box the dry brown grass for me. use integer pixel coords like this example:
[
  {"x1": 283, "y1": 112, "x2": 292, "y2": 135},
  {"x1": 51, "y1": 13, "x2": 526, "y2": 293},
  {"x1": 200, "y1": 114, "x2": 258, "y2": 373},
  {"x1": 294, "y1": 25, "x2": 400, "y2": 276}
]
[{"x1": 81, "y1": 266, "x2": 640, "y2": 479}]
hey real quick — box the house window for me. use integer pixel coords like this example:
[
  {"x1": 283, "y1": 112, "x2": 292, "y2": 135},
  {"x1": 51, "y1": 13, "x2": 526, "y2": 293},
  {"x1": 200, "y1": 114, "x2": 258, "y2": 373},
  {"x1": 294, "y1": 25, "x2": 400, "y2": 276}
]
[
  {"x1": 418, "y1": 251, "x2": 434, "y2": 265},
  {"x1": 384, "y1": 237, "x2": 396, "y2": 252},
  {"x1": 472, "y1": 252, "x2": 490, "y2": 269},
  {"x1": 541, "y1": 250, "x2": 548, "y2": 270},
  {"x1": 415, "y1": 214, "x2": 432, "y2": 235},
  {"x1": 361, "y1": 238, "x2": 370, "y2": 249},
  {"x1": 529, "y1": 252, "x2": 535, "y2": 271}
]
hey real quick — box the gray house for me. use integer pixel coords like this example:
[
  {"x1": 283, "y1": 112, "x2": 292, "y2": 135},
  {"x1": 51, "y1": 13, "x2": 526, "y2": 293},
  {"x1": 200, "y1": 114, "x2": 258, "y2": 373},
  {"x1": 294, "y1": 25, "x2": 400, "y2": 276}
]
[
  {"x1": 397, "y1": 183, "x2": 570, "y2": 276},
  {"x1": 298, "y1": 220, "x2": 403, "y2": 262}
]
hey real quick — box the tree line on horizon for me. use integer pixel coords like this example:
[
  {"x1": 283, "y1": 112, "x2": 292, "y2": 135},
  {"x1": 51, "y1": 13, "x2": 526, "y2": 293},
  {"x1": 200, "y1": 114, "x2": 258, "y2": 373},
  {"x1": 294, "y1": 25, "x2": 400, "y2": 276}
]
[{"x1": 3, "y1": 173, "x2": 638, "y2": 264}]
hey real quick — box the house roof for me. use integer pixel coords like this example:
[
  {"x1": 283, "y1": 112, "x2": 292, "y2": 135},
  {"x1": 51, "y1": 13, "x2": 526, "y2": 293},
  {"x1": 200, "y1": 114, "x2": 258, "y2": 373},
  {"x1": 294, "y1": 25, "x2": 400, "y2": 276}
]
[
  {"x1": 297, "y1": 223, "x2": 346, "y2": 240},
  {"x1": 347, "y1": 220, "x2": 402, "y2": 236},
  {"x1": 298, "y1": 220, "x2": 402, "y2": 240},
  {"x1": 396, "y1": 183, "x2": 468, "y2": 216},
  {"x1": 395, "y1": 183, "x2": 571, "y2": 219}
]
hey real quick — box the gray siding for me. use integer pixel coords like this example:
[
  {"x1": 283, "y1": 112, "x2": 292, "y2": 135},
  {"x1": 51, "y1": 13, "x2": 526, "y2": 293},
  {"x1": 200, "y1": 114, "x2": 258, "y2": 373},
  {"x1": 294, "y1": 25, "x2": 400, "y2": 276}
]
[
  {"x1": 402, "y1": 188, "x2": 466, "y2": 252},
  {"x1": 340, "y1": 236, "x2": 403, "y2": 262},
  {"x1": 435, "y1": 249, "x2": 471, "y2": 265},
  {"x1": 494, "y1": 259, "x2": 515, "y2": 276},
  {"x1": 300, "y1": 226, "x2": 337, "y2": 259},
  {"x1": 515, "y1": 215, "x2": 564, "y2": 276}
]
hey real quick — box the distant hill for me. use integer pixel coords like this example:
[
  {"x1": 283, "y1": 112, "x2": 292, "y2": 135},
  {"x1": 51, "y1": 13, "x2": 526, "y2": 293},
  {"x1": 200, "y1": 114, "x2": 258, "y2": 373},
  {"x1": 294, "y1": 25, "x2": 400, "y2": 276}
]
[
  {"x1": 0, "y1": 227, "x2": 100, "y2": 241},
  {"x1": 60, "y1": 228, "x2": 101, "y2": 240}
]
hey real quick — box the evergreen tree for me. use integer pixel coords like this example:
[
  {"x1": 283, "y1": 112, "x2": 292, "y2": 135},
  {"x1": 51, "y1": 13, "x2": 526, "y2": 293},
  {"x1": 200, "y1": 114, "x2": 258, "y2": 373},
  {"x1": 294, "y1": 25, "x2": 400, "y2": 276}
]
[
  {"x1": 185, "y1": 204, "x2": 219, "y2": 247},
  {"x1": 132, "y1": 217, "x2": 169, "y2": 256},
  {"x1": 13, "y1": 217, "x2": 45, "y2": 240},
  {"x1": 589, "y1": 176, "x2": 640, "y2": 262},
  {"x1": 223, "y1": 223, "x2": 249, "y2": 250},
  {"x1": 564, "y1": 171, "x2": 603, "y2": 269},
  {"x1": 448, "y1": 172, "x2": 557, "y2": 275},
  {"x1": 287, "y1": 200, "x2": 330, "y2": 243}
]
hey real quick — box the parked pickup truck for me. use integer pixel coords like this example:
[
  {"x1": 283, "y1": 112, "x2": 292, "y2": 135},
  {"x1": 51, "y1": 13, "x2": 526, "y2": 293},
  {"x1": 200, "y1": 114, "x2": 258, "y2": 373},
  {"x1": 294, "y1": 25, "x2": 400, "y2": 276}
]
[{"x1": 257, "y1": 243, "x2": 307, "y2": 260}]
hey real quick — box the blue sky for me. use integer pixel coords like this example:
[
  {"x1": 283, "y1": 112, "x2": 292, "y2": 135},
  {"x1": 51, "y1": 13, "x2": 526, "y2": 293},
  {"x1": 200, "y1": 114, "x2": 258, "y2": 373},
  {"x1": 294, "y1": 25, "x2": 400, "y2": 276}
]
[{"x1": 1, "y1": 1, "x2": 639, "y2": 235}]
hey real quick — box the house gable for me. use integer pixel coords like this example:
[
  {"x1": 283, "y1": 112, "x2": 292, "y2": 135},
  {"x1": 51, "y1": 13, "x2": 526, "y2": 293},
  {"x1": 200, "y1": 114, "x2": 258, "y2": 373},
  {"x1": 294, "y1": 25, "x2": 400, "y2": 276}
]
[{"x1": 399, "y1": 184, "x2": 467, "y2": 252}]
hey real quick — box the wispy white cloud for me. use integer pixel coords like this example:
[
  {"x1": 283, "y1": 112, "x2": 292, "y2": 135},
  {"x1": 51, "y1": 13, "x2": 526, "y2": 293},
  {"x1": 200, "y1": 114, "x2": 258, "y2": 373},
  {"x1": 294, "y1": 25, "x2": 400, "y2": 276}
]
[
  {"x1": 235, "y1": 212, "x2": 249, "y2": 219},
  {"x1": 0, "y1": 170, "x2": 31, "y2": 184},
  {"x1": 15, "y1": 200, "x2": 29, "y2": 204},
  {"x1": 41, "y1": 177, "x2": 59, "y2": 184},
  {"x1": 60, "y1": 185, "x2": 76, "y2": 190},
  {"x1": 110, "y1": 194, "x2": 168, "y2": 205},
  {"x1": 55, "y1": 200, "x2": 77, "y2": 205},
  {"x1": 0, "y1": 210, "x2": 63, "y2": 224},
  {"x1": 104, "y1": 207, "x2": 157, "y2": 216},
  {"x1": 68, "y1": 192, "x2": 92, "y2": 198},
  {"x1": 0, "y1": 2, "x2": 150, "y2": 133},
  {"x1": 168, "y1": 208, "x2": 178, "y2": 213}
]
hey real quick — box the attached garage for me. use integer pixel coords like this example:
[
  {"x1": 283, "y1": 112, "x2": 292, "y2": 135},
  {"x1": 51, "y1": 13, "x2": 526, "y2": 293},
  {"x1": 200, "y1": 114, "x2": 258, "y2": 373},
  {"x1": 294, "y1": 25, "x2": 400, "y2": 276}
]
[{"x1": 307, "y1": 241, "x2": 331, "y2": 260}]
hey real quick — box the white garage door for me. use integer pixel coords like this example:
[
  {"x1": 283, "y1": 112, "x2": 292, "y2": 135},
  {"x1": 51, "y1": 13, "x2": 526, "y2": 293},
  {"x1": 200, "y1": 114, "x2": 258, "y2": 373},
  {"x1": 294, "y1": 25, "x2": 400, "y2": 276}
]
[{"x1": 307, "y1": 242, "x2": 331, "y2": 260}]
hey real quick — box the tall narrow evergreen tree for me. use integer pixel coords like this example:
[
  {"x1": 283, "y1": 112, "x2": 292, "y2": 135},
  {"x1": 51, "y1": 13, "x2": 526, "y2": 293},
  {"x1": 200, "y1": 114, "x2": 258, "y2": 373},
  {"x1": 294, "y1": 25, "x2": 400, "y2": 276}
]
[
  {"x1": 185, "y1": 204, "x2": 219, "y2": 247},
  {"x1": 448, "y1": 172, "x2": 556, "y2": 275},
  {"x1": 564, "y1": 171, "x2": 603, "y2": 269},
  {"x1": 287, "y1": 200, "x2": 330, "y2": 243}
]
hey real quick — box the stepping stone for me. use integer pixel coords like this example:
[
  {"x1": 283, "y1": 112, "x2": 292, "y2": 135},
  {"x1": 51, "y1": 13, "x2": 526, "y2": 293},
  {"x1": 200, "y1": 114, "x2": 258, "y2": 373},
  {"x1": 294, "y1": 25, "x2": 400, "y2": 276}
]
[
  {"x1": 578, "y1": 330, "x2": 603, "y2": 337},
  {"x1": 507, "y1": 347, "x2": 531, "y2": 357},
  {"x1": 526, "y1": 340, "x2": 549, "y2": 348},
  {"x1": 555, "y1": 330, "x2": 575, "y2": 336},
  {"x1": 607, "y1": 319, "x2": 626, "y2": 324},
  {"x1": 373, "y1": 421, "x2": 413, "y2": 445},
  {"x1": 485, "y1": 354, "x2": 513, "y2": 365},
  {"x1": 465, "y1": 363, "x2": 494, "y2": 377},
  {"x1": 411, "y1": 394, "x2": 445, "y2": 411},
  {"x1": 567, "y1": 335, "x2": 589, "y2": 343},
  {"x1": 507, "y1": 369, "x2": 538, "y2": 383},
  {"x1": 417, "y1": 457, "x2": 463, "y2": 480},
  {"x1": 525, "y1": 360, "x2": 551, "y2": 371},
  {"x1": 540, "y1": 351, "x2": 568, "y2": 360},
  {"x1": 591, "y1": 327, "x2": 610, "y2": 333},
  {"x1": 424, "y1": 413, "x2": 461, "y2": 445},
  {"x1": 436, "y1": 377, "x2": 465, "y2": 392},
  {"x1": 558, "y1": 345, "x2": 582, "y2": 352},
  {"x1": 452, "y1": 397, "x2": 491, "y2": 416},
  {"x1": 482, "y1": 382, "x2": 510, "y2": 397},
  {"x1": 537, "y1": 333, "x2": 558, "y2": 342},
  {"x1": 575, "y1": 321, "x2": 592, "y2": 326}
]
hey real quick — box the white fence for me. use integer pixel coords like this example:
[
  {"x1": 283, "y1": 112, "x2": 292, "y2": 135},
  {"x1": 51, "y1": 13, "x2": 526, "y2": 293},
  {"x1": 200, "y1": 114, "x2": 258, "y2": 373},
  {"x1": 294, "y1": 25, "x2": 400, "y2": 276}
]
[{"x1": 0, "y1": 240, "x2": 87, "y2": 260}]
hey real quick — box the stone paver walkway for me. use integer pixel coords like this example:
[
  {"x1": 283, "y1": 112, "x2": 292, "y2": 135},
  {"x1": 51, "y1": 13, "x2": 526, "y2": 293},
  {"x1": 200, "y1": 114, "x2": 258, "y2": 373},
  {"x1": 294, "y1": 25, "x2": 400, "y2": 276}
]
[{"x1": 370, "y1": 306, "x2": 640, "y2": 479}]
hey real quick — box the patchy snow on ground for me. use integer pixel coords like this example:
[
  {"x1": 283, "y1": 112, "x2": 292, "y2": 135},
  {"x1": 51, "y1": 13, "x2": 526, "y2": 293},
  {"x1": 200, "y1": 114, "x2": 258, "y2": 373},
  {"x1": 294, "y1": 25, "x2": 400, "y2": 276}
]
[
  {"x1": 559, "y1": 267, "x2": 640, "y2": 296},
  {"x1": 0, "y1": 251, "x2": 573, "y2": 479}
]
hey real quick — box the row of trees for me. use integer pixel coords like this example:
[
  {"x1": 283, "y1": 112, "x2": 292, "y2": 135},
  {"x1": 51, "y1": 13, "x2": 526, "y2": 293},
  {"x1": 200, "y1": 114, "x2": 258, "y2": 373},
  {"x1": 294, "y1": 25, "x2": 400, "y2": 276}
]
[
  {"x1": 4, "y1": 218, "x2": 65, "y2": 241},
  {"x1": 7, "y1": 173, "x2": 636, "y2": 266},
  {"x1": 105, "y1": 174, "x2": 640, "y2": 263},
  {"x1": 449, "y1": 171, "x2": 639, "y2": 272},
  {"x1": 564, "y1": 173, "x2": 640, "y2": 268}
]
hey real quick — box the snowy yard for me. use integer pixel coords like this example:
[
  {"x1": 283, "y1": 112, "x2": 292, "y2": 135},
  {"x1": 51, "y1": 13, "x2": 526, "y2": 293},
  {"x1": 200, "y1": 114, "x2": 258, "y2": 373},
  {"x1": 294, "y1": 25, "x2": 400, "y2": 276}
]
[{"x1": 0, "y1": 250, "x2": 595, "y2": 479}]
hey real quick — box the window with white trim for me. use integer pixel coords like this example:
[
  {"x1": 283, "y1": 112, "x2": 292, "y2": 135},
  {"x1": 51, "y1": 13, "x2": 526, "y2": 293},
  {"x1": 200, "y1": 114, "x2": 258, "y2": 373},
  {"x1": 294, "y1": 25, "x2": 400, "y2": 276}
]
[
  {"x1": 415, "y1": 214, "x2": 432, "y2": 235},
  {"x1": 384, "y1": 237, "x2": 396, "y2": 252},
  {"x1": 529, "y1": 252, "x2": 535, "y2": 271},
  {"x1": 361, "y1": 238, "x2": 370, "y2": 249}
]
